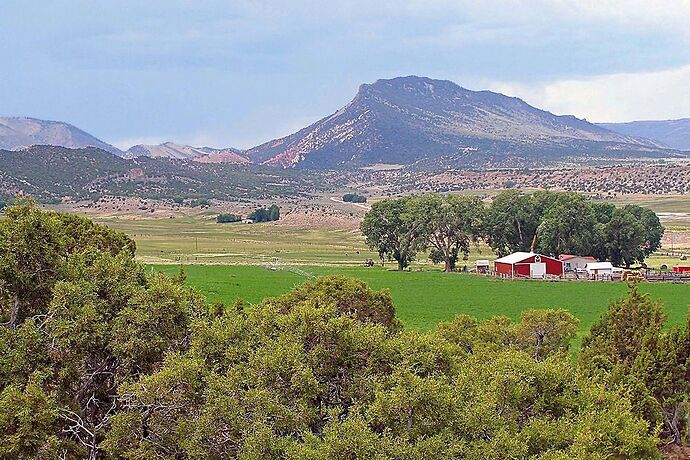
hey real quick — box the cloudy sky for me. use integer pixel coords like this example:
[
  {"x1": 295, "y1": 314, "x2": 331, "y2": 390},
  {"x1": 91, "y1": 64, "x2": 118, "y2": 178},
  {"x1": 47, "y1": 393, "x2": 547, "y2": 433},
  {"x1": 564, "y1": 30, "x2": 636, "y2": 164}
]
[{"x1": 1, "y1": 0, "x2": 689, "y2": 149}]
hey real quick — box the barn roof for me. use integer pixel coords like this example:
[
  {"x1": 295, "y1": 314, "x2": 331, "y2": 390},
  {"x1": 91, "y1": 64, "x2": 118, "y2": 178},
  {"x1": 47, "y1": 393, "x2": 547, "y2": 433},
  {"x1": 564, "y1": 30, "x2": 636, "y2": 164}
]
[
  {"x1": 559, "y1": 254, "x2": 596, "y2": 261},
  {"x1": 494, "y1": 252, "x2": 535, "y2": 264},
  {"x1": 495, "y1": 251, "x2": 562, "y2": 265}
]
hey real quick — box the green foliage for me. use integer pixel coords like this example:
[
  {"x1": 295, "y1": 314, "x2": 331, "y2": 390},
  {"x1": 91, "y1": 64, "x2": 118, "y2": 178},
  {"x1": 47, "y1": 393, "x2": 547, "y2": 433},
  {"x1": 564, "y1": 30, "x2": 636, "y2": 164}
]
[
  {"x1": 0, "y1": 204, "x2": 675, "y2": 457},
  {"x1": 360, "y1": 196, "x2": 421, "y2": 270},
  {"x1": 216, "y1": 213, "x2": 242, "y2": 223},
  {"x1": 482, "y1": 190, "x2": 664, "y2": 265},
  {"x1": 0, "y1": 200, "x2": 136, "y2": 328},
  {"x1": 249, "y1": 204, "x2": 280, "y2": 222},
  {"x1": 189, "y1": 198, "x2": 210, "y2": 207},
  {"x1": 579, "y1": 285, "x2": 690, "y2": 445},
  {"x1": 537, "y1": 192, "x2": 598, "y2": 257},
  {"x1": 0, "y1": 202, "x2": 202, "y2": 458},
  {"x1": 409, "y1": 194, "x2": 485, "y2": 271},
  {"x1": 343, "y1": 193, "x2": 367, "y2": 203},
  {"x1": 105, "y1": 288, "x2": 658, "y2": 459},
  {"x1": 484, "y1": 190, "x2": 539, "y2": 256},
  {"x1": 0, "y1": 382, "x2": 69, "y2": 459},
  {"x1": 363, "y1": 190, "x2": 665, "y2": 270}
]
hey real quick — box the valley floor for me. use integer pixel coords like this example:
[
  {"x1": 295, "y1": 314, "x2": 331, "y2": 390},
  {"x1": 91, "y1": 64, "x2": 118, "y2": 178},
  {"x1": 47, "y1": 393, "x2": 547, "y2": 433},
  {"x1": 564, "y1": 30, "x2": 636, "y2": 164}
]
[{"x1": 151, "y1": 264, "x2": 690, "y2": 350}]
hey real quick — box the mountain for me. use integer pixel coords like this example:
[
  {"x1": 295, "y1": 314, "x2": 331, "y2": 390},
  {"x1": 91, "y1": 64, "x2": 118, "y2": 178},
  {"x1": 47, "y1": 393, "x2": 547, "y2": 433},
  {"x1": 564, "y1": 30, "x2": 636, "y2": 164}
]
[
  {"x1": 124, "y1": 142, "x2": 249, "y2": 163},
  {"x1": 598, "y1": 119, "x2": 690, "y2": 151},
  {"x1": 0, "y1": 116, "x2": 122, "y2": 156},
  {"x1": 245, "y1": 76, "x2": 673, "y2": 169},
  {"x1": 0, "y1": 145, "x2": 320, "y2": 201}
]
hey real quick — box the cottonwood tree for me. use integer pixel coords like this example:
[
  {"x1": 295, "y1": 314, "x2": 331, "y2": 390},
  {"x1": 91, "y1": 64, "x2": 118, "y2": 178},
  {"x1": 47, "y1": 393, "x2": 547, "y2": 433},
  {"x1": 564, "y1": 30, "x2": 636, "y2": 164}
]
[
  {"x1": 536, "y1": 192, "x2": 598, "y2": 257},
  {"x1": 410, "y1": 194, "x2": 485, "y2": 272},
  {"x1": 360, "y1": 197, "x2": 421, "y2": 270},
  {"x1": 483, "y1": 190, "x2": 539, "y2": 257}
]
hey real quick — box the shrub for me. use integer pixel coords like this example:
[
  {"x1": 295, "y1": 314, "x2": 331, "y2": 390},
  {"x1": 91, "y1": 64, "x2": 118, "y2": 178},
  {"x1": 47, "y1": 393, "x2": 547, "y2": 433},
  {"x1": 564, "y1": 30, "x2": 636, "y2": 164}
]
[
  {"x1": 343, "y1": 193, "x2": 367, "y2": 203},
  {"x1": 216, "y1": 213, "x2": 242, "y2": 224}
]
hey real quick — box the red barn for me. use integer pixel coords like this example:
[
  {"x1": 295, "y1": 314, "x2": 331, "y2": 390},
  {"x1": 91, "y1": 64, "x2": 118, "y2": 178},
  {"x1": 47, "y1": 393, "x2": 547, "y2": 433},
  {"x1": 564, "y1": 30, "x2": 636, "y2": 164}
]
[{"x1": 494, "y1": 252, "x2": 564, "y2": 279}]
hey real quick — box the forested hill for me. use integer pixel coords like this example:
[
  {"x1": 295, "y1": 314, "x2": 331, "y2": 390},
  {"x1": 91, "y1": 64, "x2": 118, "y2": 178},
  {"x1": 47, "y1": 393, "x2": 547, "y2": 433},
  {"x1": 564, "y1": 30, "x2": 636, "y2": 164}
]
[{"x1": 0, "y1": 145, "x2": 323, "y2": 201}]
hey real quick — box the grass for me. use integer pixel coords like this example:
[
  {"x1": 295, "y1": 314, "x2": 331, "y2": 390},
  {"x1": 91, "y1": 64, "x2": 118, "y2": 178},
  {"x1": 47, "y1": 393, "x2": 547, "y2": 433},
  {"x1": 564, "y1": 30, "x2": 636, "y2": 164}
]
[
  {"x1": 151, "y1": 264, "x2": 690, "y2": 347},
  {"x1": 97, "y1": 217, "x2": 378, "y2": 266},
  {"x1": 98, "y1": 217, "x2": 497, "y2": 267}
]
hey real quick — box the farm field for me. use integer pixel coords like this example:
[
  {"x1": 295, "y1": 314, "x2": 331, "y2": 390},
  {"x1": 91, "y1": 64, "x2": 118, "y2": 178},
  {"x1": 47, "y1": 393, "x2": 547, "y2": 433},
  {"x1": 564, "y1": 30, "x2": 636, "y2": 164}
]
[
  {"x1": 151, "y1": 264, "x2": 690, "y2": 347},
  {"x1": 100, "y1": 213, "x2": 690, "y2": 269},
  {"x1": 97, "y1": 216, "x2": 497, "y2": 267},
  {"x1": 98, "y1": 216, "x2": 378, "y2": 266}
]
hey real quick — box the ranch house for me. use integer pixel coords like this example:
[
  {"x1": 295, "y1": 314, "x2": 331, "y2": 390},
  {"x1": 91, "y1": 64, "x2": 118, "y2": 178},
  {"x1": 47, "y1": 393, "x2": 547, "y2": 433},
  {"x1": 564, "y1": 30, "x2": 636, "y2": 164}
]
[
  {"x1": 559, "y1": 254, "x2": 596, "y2": 271},
  {"x1": 494, "y1": 252, "x2": 563, "y2": 279}
]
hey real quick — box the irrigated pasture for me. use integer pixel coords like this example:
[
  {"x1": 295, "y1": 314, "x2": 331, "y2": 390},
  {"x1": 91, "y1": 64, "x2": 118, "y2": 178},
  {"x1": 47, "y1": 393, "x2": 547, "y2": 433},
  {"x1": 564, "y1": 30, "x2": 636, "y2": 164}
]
[{"x1": 151, "y1": 264, "x2": 690, "y2": 347}]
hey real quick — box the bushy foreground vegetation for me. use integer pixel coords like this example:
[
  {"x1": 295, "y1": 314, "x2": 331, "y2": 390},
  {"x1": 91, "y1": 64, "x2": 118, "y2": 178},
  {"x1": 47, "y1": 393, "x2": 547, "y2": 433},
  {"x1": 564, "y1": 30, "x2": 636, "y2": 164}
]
[
  {"x1": 361, "y1": 191, "x2": 663, "y2": 271},
  {"x1": 0, "y1": 202, "x2": 688, "y2": 459}
]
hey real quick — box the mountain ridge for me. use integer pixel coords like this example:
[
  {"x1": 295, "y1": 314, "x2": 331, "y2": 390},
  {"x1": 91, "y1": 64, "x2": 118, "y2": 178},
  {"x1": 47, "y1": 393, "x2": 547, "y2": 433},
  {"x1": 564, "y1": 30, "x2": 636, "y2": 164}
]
[
  {"x1": 0, "y1": 116, "x2": 122, "y2": 156},
  {"x1": 123, "y1": 142, "x2": 249, "y2": 163},
  {"x1": 245, "y1": 76, "x2": 672, "y2": 168},
  {"x1": 598, "y1": 118, "x2": 690, "y2": 151}
]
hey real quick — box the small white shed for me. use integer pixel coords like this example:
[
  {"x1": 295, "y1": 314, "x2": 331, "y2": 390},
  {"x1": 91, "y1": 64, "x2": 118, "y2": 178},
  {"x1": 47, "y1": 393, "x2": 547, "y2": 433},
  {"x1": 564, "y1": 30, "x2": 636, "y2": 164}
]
[
  {"x1": 475, "y1": 259, "x2": 490, "y2": 273},
  {"x1": 585, "y1": 262, "x2": 614, "y2": 276}
]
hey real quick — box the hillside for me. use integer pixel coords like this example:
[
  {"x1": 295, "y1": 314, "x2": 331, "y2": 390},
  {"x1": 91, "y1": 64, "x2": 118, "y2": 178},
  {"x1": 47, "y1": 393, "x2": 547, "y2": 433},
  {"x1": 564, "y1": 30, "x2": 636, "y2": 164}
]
[
  {"x1": 0, "y1": 116, "x2": 122, "y2": 155},
  {"x1": 124, "y1": 142, "x2": 249, "y2": 163},
  {"x1": 598, "y1": 119, "x2": 690, "y2": 151},
  {"x1": 245, "y1": 76, "x2": 674, "y2": 169},
  {"x1": 0, "y1": 145, "x2": 321, "y2": 201}
]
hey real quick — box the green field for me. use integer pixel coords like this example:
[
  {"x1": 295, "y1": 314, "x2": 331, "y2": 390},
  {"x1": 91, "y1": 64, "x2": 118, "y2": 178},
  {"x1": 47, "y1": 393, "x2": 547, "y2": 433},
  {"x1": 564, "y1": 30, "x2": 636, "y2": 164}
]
[
  {"x1": 98, "y1": 216, "x2": 496, "y2": 267},
  {"x1": 98, "y1": 217, "x2": 377, "y2": 265},
  {"x1": 152, "y1": 264, "x2": 690, "y2": 346}
]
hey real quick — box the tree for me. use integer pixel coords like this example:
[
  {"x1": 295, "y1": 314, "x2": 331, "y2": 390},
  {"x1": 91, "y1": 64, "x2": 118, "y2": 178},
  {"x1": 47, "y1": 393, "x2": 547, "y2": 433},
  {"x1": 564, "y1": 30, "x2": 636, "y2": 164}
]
[
  {"x1": 0, "y1": 200, "x2": 136, "y2": 329},
  {"x1": 603, "y1": 208, "x2": 644, "y2": 267},
  {"x1": 484, "y1": 190, "x2": 538, "y2": 257},
  {"x1": 216, "y1": 213, "x2": 242, "y2": 223},
  {"x1": 106, "y1": 279, "x2": 659, "y2": 459},
  {"x1": 249, "y1": 205, "x2": 280, "y2": 222},
  {"x1": 0, "y1": 201, "x2": 66, "y2": 329},
  {"x1": 360, "y1": 197, "x2": 421, "y2": 270},
  {"x1": 411, "y1": 194, "x2": 485, "y2": 272},
  {"x1": 536, "y1": 192, "x2": 598, "y2": 257},
  {"x1": 516, "y1": 309, "x2": 579, "y2": 361},
  {"x1": 268, "y1": 204, "x2": 280, "y2": 221},
  {"x1": 624, "y1": 205, "x2": 664, "y2": 261},
  {"x1": 579, "y1": 285, "x2": 690, "y2": 445},
  {"x1": 0, "y1": 202, "x2": 200, "y2": 459},
  {"x1": 343, "y1": 193, "x2": 367, "y2": 203},
  {"x1": 44, "y1": 250, "x2": 203, "y2": 459}
]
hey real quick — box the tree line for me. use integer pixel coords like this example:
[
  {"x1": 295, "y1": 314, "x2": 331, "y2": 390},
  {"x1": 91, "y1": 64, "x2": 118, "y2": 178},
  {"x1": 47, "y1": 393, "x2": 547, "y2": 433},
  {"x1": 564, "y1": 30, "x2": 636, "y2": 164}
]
[
  {"x1": 216, "y1": 205, "x2": 281, "y2": 224},
  {"x1": 0, "y1": 202, "x2": 686, "y2": 458},
  {"x1": 361, "y1": 190, "x2": 664, "y2": 271}
]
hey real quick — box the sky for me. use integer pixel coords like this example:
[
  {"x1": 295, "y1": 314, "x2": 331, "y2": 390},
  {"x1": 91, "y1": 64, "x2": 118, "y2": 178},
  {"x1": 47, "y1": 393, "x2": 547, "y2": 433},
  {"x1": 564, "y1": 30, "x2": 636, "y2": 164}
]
[{"x1": 1, "y1": 0, "x2": 690, "y2": 149}]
